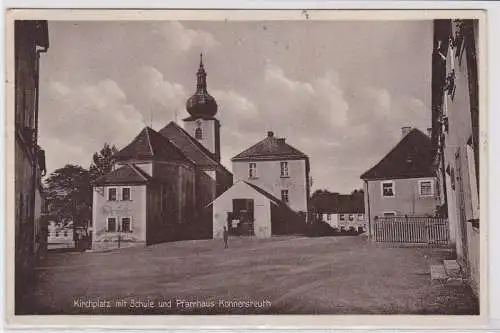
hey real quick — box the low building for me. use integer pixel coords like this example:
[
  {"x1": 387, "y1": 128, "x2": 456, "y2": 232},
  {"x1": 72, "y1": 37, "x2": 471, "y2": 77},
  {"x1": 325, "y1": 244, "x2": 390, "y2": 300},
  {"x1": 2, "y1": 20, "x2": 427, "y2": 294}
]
[
  {"x1": 360, "y1": 127, "x2": 440, "y2": 237},
  {"x1": 321, "y1": 194, "x2": 366, "y2": 232},
  {"x1": 47, "y1": 221, "x2": 74, "y2": 249},
  {"x1": 210, "y1": 181, "x2": 303, "y2": 238}
]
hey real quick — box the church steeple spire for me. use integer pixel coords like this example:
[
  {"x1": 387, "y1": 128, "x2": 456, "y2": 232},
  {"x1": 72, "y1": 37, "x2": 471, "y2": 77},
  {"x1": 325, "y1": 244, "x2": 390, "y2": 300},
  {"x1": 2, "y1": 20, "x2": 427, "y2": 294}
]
[
  {"x1": 196, "y1": 53, "x2": 207, "y2": 93},
  {"x1": 186, "y1": 53, "x2": 218, "y2": 119}
]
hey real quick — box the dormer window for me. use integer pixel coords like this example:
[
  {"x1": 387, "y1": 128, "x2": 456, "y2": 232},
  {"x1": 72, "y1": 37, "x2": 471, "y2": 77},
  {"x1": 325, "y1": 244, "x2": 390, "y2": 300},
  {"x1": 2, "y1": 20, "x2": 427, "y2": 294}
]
[{"x1": 195, "y1": 127, "x2": 203, "y2": 140}]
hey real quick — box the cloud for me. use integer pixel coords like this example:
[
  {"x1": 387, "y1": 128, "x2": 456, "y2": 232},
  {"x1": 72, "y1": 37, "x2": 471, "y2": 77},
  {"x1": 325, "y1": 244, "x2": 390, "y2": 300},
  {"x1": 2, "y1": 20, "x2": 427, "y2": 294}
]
[
  {"x1": 259, "y1": 62, "x2": 349, "y2": 139},
  {"x1": 365, "y1": 86, "x2": 392, "y2": 118},
  {"x1": 39, "y1": 21, "x2": 433, "y2": 194},
  {"x1": 154, "y1": 21, "x2": 219, "y2": 52},
  {"x1": 40, "y1": 79, "x2": 145, "y2": 172},
  {"x1": 121, "y1": 66, "x2": 188, "y2": 127}
]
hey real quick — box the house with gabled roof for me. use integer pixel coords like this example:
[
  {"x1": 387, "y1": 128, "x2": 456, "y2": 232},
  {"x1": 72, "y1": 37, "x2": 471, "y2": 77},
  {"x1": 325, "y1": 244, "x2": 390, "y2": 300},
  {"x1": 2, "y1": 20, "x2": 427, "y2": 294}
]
[
  {"x1": 231, "y1": 130, "x2": 311, "y2": 214},
  {"x1": 209, "y1": 180, "x2": 306, "y2": 239},
  {"x1": 360, "y1": 127, "x2": 440, "y2": 237},
  {"x1": 319, "y1": 192, "x2": 366, "y2": 232},
  {"x1": 207, "y1": 131, "x2": 310, "y2": 239},
  {"x1": 91, "y1": 55, "x2": 233, "y2": 250},
  {"x1": 92, "y1": 127, "x2": 198, "y2": 249}
]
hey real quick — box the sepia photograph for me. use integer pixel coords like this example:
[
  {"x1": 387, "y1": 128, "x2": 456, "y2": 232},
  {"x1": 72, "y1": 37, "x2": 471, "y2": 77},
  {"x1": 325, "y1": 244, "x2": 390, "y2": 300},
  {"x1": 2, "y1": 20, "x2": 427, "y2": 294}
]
[{"x1": 7, "y1": 9, "x2": 485, "y2": 325}]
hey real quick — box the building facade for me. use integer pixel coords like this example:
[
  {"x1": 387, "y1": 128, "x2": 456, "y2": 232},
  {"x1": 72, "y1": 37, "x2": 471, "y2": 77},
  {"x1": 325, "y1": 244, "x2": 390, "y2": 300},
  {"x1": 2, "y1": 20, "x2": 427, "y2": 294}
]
[
  {"x1": 14, "y1": 20, "x2": 49, "y2": 313},
  {"x1": 231, "y1": 131, "x2": 310, "y2": 215},
  {"x1": 431, "y1": 19, "x2": 480, "y2": 296},
  {"x1": 361, "y1": 128, "x2": 440, "y2": 237},
  {"x1": 320, "y1": 193, "x2": 366, "y2": 232},
  {"x1": 92, "y1": 55, "x2": 232, "y2": 250},
  {"x1": 211, "y1": 180, "x2": 305, "y2": 239}
]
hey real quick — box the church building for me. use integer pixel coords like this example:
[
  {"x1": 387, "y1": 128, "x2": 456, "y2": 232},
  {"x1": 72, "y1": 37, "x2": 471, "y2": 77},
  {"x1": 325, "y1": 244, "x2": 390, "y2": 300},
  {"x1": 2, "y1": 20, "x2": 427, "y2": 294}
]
[{"x1": 91, "y1": 55, "x2": 232, "y2": 250}]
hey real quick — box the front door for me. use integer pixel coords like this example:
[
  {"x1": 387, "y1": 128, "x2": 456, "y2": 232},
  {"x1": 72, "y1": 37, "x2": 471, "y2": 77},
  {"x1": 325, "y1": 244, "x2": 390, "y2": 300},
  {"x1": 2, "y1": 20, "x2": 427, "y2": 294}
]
[
  {"x1": 232, "y1": 199, "x2": 255, "y2": 236},
  {"x1": 455, "y1": 149, "x2": 470, "y2": 274}
]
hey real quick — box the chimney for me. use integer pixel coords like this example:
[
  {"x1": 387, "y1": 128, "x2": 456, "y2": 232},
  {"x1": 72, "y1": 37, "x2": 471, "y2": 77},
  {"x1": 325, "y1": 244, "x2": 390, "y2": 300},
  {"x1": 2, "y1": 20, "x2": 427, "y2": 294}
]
[
  {"x1": 267, "y1": 131, "x2": 274, "y2": 138},
  {"x1": 427, "y1": 127, "x2": 432, "y2": 138},
  {"x1": 401, "y1": 126, "x2": 412, "y2": 138}
]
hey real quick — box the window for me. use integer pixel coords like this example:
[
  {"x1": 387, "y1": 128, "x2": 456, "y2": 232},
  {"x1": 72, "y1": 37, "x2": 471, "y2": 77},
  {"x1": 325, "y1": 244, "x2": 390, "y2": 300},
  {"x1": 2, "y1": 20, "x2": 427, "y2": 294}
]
[
  {"x1": 121, "y1": 217, "x2": 132, "y2": 232},
  {"x1": 339, "y1": 214, "x2": 346, "y2": 221},
  {"x1": 327, "y1": 214, "x2": 331, "y2": 221},
  {"x1": 348, "y1": 214, "x2": 354, "y2": 221},
  {"x1": 383, "y1": 212, "x2": 396, "y2": 217},
  {"x1": 358, "y1": 214, "x2": 365, "y2": 221},
  {"x1": 107, "y1": 217, "x2": 117, "y2": 232},
  {"x1": 108, "y1": 188, "x2": 117, "y2": 201},
  {"x1": 381, "y1": 181, "x2": 395, "y2": 197},
  {"x1": 195, "y1": 127, "x2": 203, "y2": 140},
  {"x1": 280, "y1": 161, "x2": 289, "y2": 177},
  {"x1": 281, "y1": 190, "x2": 289, "y2": 203},
  {"x1": 248, "y1": 163, "x2": 257, "y2": 178},
  {"x1": 122, "y1": 187, "x2": 131, "y2": 201},
  {"x1": 418, "y1": 179, "x2": 434, "y2": 197}
]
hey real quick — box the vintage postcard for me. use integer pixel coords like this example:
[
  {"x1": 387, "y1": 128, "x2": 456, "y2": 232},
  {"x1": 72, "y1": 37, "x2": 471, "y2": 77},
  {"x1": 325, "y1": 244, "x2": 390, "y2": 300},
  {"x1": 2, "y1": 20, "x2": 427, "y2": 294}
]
[{"x1": 4, "y1": 8, "x2": 488, "y2": 329}]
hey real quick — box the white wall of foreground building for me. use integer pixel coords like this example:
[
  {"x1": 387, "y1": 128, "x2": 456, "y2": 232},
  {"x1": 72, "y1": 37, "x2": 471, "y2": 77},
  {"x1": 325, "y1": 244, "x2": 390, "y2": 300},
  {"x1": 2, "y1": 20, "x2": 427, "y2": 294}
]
[{"x1": 212, "y1": 181, "x2": 273, "y2": 239}]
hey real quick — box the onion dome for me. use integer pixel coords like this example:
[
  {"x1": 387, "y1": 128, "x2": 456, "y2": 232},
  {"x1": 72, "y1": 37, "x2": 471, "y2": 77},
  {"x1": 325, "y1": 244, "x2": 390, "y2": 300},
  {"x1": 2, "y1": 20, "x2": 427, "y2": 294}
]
[{"x1": 186, "y1": 54, "x2": 218, "y2": 118}]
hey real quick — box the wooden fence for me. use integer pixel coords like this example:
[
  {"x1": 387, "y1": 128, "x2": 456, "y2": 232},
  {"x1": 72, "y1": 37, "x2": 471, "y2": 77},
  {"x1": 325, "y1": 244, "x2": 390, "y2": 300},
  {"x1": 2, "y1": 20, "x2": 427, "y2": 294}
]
[{"x1": 373, "y1": 216, "x2": 449, "y2": 245}]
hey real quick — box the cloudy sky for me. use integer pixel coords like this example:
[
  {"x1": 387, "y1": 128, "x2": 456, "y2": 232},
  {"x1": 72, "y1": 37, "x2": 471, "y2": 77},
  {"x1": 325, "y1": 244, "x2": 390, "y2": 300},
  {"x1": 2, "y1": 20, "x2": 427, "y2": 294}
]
[{"x1": 39, "y1": 20, "x2": 433, "y2": 193}]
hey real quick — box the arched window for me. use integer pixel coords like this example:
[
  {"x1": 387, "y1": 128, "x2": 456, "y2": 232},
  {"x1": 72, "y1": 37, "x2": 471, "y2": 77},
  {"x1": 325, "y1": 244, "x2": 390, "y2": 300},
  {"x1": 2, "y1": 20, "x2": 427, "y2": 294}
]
[{"x1": 195, "y1": 127, "x2": 203, "y2": 140}]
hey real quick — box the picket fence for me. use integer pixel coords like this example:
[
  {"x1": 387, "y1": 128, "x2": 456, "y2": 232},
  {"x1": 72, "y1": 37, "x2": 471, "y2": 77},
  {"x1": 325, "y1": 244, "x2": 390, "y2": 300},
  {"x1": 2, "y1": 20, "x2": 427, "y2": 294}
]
[{"x1": 374, "y1": 216, "x2": 449, "y2": 245}]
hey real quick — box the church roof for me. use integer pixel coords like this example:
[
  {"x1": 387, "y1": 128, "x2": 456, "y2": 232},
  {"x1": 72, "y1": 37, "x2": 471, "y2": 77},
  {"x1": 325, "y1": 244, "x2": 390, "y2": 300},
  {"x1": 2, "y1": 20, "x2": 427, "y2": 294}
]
[
  {"x1": 113, "y1": 127, "x2": 191, "y2": 163},
  {"x1": 360, "y1": 128, "x2": 436, "y2": 180},
  {"x1": 231, "y1": 131, "x2": 308, "y2": 162},
  {"x1": 93, "y1": 164, "x2": 150, "y2": 186},
  {"x1": 158, "y1": 121, "x2": 231, "y2": 175}
]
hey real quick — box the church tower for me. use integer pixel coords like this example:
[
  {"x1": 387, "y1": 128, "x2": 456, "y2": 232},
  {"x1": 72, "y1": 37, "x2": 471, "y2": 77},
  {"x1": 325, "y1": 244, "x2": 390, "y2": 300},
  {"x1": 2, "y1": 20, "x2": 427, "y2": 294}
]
[{"x1": 183, "y1": 54, "x2": 221, "y2": 161}]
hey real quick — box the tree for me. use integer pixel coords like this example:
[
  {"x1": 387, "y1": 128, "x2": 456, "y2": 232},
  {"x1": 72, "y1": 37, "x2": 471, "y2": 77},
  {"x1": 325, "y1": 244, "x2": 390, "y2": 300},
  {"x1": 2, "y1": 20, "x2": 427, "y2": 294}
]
[
  {"x1": 45, "y1": 164, "x2": 92, "y2": 230},
  {"x1": 89, "y1": 143, "x2": 118, "y2": 182}
]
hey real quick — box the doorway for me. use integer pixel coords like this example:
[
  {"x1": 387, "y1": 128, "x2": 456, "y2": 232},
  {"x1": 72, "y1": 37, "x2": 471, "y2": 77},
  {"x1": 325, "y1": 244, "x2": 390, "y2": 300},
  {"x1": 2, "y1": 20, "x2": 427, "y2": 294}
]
[{"x1": 231, "y1": 199, "x2": 255, "y2": 236}]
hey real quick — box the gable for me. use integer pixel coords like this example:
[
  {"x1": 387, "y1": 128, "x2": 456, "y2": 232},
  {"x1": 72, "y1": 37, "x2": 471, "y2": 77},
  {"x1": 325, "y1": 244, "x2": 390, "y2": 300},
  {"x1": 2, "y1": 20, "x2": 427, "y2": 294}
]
[
  {"x1": 113, "y1": 126, "x2": 191, "y2": 164},
  {"x1": 207, "y1": 181, "x2": 281, "y2": 208},
  {"x1": 360, "y1": 129, "x2": 436, "y2": 180},
  {"x1": 93, "y1": 164, "x2": 150, "y2": 186}
]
